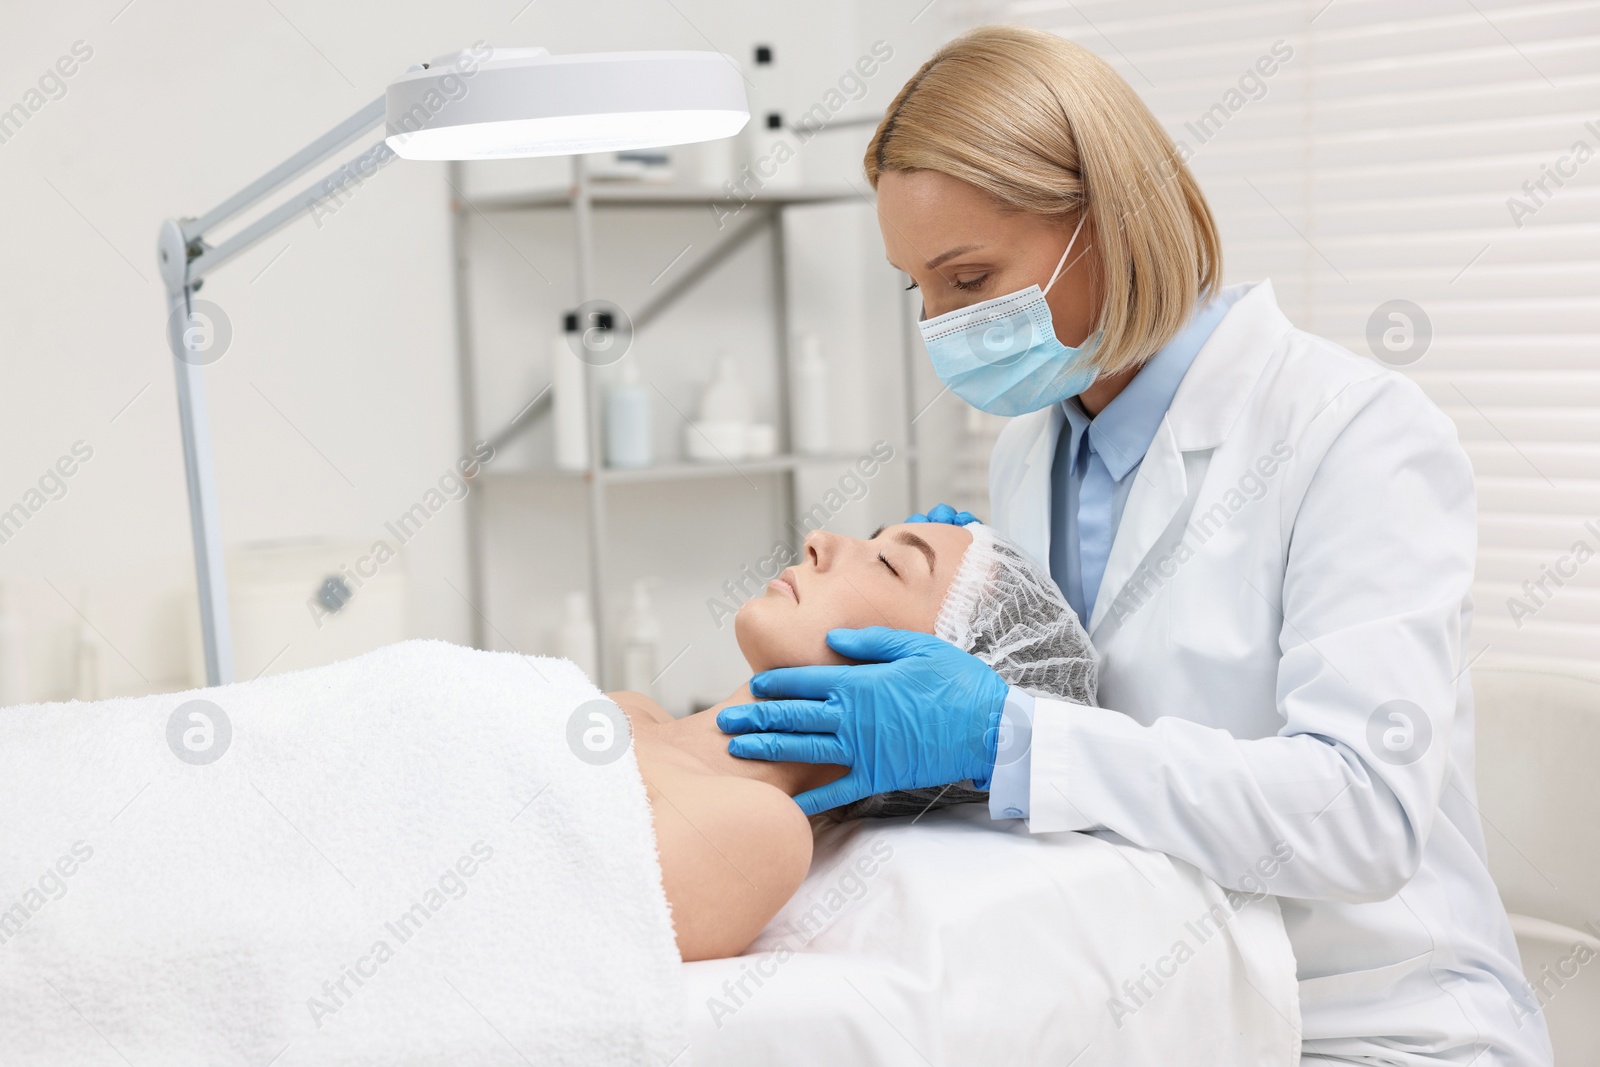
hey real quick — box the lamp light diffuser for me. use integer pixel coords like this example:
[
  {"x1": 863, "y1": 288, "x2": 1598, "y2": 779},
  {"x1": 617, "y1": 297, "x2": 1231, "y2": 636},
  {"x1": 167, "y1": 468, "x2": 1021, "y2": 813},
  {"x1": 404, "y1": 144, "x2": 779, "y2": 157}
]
[{"x1": 385, "y1": 47, "x2": 750, "y2": 160}]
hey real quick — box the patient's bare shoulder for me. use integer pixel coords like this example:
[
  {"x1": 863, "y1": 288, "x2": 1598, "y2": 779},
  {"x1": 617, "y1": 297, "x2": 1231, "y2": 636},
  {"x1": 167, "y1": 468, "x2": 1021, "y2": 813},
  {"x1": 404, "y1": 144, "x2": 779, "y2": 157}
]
[{"x1": 642, "y1": 760, "x2": 813, "y2": 962}]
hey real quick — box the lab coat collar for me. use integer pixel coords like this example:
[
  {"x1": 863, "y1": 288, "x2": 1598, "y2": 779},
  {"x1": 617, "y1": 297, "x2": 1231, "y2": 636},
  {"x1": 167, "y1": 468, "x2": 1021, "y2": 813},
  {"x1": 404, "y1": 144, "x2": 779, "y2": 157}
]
[
  {"x1": 1163, "y1": 280, "x2": 1291, "y2": 450},
  {"x1": 1006, "y1": 402, "x2": 1064, "y2": 570},
  {"x1": 1088, "y1": 419, "x2": 1185, "y2": 634},
  {"x1": 1061, "y1": 293, "x2": 1227, "y2": 481},
  {"x1": 996, "y1": 280, "x2": 1292, "y2": 637},
  {"x1": 1086, "y1": 280, "x2": 1288, "y2": 634}
]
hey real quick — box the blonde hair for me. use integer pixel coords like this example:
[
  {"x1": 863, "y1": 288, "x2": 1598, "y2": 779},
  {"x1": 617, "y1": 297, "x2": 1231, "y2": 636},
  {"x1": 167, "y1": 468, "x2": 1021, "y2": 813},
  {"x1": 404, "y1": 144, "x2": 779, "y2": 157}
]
[{"x1": 865, "y1": 25, "x2": 1222, "y2": 377}]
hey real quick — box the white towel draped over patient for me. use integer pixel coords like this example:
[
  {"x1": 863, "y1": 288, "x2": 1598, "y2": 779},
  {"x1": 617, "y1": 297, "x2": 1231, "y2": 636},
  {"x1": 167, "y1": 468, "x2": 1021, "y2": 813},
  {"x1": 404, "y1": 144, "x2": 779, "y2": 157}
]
[{"x1": 0, "y1": 639, "x2": 687, "y2": 1067}]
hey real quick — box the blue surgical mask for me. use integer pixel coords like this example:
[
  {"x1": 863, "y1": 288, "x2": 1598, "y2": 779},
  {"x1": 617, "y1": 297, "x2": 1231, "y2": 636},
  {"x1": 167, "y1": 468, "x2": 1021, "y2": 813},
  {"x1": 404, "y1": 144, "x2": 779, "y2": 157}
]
[{"x1": 917, "y1": 214, "x2": 1100, "y2": 417}]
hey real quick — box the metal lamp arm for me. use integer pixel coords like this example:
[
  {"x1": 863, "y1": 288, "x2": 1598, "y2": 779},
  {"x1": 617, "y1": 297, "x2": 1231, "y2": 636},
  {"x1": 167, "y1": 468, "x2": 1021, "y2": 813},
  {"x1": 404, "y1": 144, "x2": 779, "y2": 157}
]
[{"x1": 159, "y1": 95, "x2": 387, "y2": 289}]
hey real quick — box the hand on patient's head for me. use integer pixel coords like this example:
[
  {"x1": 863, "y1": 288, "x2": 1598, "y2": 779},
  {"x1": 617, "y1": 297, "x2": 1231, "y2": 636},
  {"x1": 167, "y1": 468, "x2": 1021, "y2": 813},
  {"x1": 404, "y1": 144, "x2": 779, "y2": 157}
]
[
  {"x1": 933, "y1": 523, "x2": 1097, "y2": 702},
  {"x1": 906, "y1": 502, "x2": 981, "y2": 526}
]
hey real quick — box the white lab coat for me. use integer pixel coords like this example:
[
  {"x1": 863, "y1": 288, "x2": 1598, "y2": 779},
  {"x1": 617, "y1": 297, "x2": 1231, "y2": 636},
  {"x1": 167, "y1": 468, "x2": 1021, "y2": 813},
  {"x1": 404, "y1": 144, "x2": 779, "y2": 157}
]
[{"x1": 989, "y1": 281, "x2": 1552, "y2": 1065}]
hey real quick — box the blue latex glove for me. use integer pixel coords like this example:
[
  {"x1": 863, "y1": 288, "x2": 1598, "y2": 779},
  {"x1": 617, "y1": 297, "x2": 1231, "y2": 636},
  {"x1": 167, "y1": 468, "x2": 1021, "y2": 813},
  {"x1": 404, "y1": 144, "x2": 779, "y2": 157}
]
[
  {"x1": 905, "y1": 502, "x2": 980, "y2": 526},
  {"x1": 716, "y1": 627, "x2": 1009, "y2": 816}
]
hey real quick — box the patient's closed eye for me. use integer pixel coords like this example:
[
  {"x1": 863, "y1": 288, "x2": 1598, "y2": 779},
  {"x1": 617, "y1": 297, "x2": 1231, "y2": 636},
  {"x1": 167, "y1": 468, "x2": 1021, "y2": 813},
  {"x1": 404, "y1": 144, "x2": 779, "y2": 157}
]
[{"x1": 869, "y1": 526, "x2": 937, "y2": 575}]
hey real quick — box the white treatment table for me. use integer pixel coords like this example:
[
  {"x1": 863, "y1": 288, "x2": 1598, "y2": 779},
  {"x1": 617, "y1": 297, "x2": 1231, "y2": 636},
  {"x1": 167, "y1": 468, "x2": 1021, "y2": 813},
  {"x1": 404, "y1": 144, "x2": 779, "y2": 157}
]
[{"x1": 683, "y1": 804, "x2": 1301, "y2": 1066}]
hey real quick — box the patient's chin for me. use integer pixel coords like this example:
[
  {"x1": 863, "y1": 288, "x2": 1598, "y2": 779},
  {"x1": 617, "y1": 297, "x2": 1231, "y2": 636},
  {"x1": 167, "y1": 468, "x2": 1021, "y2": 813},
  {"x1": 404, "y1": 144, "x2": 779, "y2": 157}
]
[
  {"x1": 733, "y1": 598, "x2": 834, "y2": 674},
  {"x1": 732, "y1": 597, "x2": 780, "y2": 672}
]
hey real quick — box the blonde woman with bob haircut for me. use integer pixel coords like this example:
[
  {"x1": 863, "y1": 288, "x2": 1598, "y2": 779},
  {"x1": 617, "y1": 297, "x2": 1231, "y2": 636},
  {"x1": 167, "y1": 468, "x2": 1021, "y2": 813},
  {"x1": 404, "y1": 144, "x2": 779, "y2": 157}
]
[{"x1": 718, "y1": 25, "x2": 1551, "y2": 1067}]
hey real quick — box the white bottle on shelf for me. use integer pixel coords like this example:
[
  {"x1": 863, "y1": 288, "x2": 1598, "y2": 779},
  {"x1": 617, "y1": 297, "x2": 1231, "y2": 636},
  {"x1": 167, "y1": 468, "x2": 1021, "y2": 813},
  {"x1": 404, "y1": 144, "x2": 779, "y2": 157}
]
[
  {"x1": 744, "y1": 111, "x2": 803, "y2": 191},
  {"x1": 604, "y1": 360, "x2": 653, "y2": 468},
  {"x1": 791, "y1": 333, "x2": 831, "y2": 456},
  {"x1": 620, "y1": 581, "x2": 661, "y2": 697},
  {"x1": 552, "y1": 311, "x2": 589, "y2": 471},
  {"x1": 700, "y1": 353, "x2": 751, "y2": 424},
  {"x1": 558, "y1": 591, "x2": 598, "y2": 682},
  {"x1": 688, "y1": 354, "x2": 751, "y2": 462},
  {"x1": 697, "y1": 135, "x2": 736, "y2": 189},
  {"x1": 0, "y1": 581, "x2": 28, "y2": 707},
  {"x1": 743, "y1": 44, "x2": 801, "y2": 191},
  {"x1": 72, "y1": 587, "x2": 100, "y2": 701}
]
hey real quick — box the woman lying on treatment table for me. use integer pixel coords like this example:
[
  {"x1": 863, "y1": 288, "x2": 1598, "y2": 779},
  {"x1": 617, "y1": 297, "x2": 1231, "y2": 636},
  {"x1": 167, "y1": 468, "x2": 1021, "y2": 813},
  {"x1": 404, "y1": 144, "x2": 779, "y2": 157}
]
[{"x1": 611, "y1": 521, "x2": 1097, "y2": 961}]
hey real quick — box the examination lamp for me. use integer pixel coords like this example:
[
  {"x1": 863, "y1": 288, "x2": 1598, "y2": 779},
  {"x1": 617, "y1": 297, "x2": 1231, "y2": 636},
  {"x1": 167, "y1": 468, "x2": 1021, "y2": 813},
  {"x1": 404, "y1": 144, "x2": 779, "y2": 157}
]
[{"x1": 158, "y1": 47, "x2": 749, "y2": 686}]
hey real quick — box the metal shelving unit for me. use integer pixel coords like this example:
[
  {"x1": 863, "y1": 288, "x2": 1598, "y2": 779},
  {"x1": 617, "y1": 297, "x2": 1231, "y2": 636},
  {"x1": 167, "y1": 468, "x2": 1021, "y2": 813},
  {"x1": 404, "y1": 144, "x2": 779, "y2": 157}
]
[
  {"x1": 490, "y1": 452, "x2": 881, "y2": 485},
  {"x1": 448, "y1": 156, "x2": 922, "y2": 687}
]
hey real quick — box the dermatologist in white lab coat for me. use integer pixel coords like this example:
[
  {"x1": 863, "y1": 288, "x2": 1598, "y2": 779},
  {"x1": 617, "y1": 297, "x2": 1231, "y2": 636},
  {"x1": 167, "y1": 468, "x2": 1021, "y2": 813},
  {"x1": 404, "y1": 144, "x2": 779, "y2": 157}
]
[{"x1": 716, "y1": 25, "x2": 1554, "y2": 1066}]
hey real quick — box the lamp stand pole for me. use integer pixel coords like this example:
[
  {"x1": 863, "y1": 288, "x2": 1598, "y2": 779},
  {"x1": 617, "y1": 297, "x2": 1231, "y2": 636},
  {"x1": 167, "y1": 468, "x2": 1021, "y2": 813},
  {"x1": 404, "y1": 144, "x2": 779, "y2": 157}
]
[
  {"x1": 161, "y1": 283, "x2": 235, "y2": 686},
  {"x1": 157, "y1": 95, "x2": 389, "y2": 686}
]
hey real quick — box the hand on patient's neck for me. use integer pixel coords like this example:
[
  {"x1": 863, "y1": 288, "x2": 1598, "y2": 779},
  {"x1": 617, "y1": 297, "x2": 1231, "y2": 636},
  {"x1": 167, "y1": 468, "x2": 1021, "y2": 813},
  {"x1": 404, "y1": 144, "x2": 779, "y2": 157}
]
[{"x1": 642, "y1": 684, "x2": 847, "y2": 799}]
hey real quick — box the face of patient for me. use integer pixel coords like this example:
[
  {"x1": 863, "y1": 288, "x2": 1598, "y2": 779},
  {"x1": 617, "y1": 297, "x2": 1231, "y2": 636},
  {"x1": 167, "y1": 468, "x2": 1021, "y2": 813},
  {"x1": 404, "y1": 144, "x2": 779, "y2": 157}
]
[{"x1": 735, "y1": 523, "x2": 974, "y2": 671}]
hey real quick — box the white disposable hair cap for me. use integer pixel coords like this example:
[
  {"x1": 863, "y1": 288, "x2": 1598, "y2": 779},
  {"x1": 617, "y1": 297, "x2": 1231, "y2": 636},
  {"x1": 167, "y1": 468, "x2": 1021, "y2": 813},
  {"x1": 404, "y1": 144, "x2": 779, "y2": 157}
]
[{"x1": 933, "y1": 522, "x2": 1097, "y2": 701}]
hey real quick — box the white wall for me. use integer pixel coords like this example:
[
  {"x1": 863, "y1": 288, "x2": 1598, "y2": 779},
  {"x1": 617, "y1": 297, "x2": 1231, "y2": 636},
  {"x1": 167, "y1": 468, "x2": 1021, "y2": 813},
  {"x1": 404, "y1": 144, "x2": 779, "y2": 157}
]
[{"x1": 0, "y1": 0, "x2": 956, "y2": 704}]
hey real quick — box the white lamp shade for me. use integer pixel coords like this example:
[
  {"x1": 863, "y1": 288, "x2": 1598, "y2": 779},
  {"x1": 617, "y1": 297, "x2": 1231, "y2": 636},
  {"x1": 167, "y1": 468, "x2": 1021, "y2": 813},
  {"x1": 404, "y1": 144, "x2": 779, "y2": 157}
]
[{"x1": 385, "y1": 47, "x2": 750, "y2": 160}]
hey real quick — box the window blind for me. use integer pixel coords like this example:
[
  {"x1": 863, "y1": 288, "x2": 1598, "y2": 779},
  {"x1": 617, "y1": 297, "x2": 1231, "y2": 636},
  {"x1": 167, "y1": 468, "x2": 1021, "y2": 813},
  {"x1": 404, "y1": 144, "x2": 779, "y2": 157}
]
[{"x1": 953, "y1": 0, "x2": 1600, "y2": 665}]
